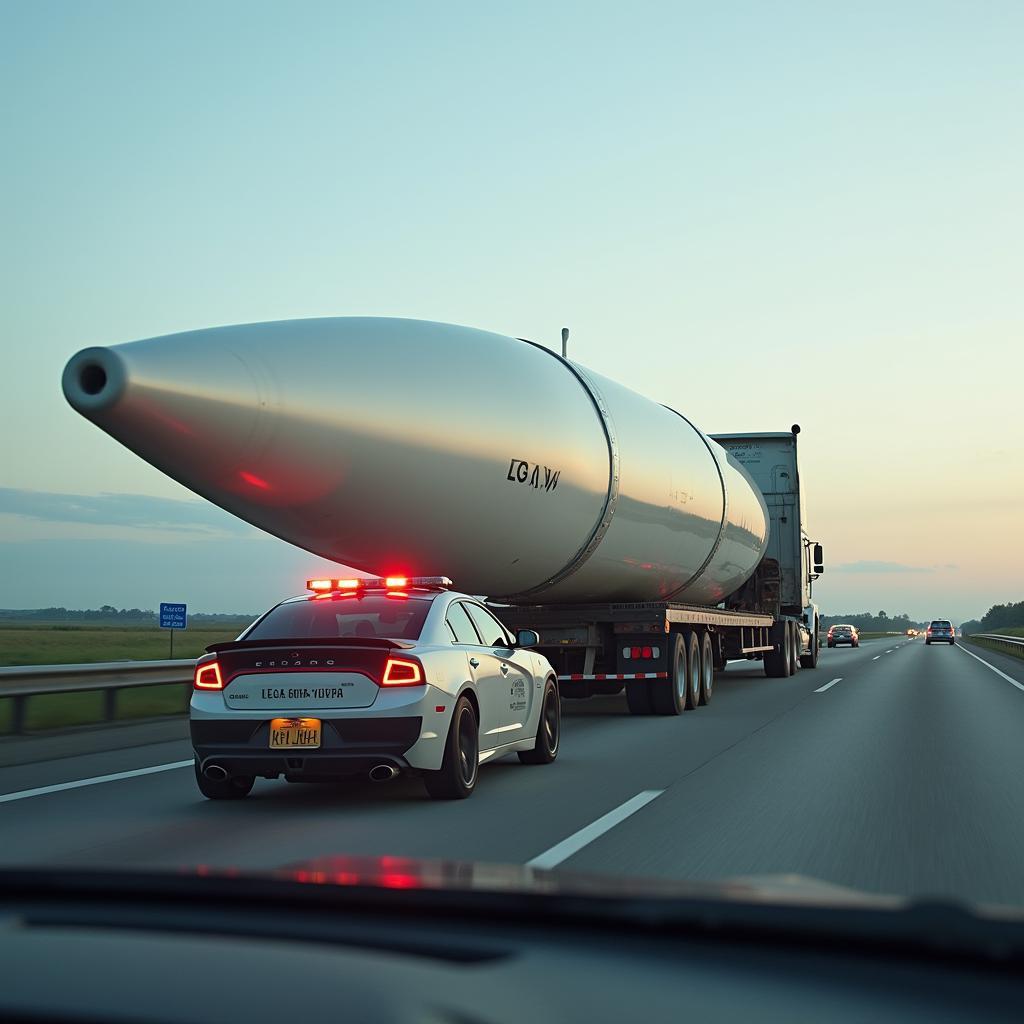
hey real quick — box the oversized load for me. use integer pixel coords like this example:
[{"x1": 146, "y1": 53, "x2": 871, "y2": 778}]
[{"x1": 63, "y1": 317, "x2": 769, "y2": 605}]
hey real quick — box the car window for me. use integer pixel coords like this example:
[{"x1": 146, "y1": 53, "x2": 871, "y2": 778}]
[
  {"x1": 465, "y1": 603, "x2": 514, "y2": 648},
  {"x1": 445, "y1": 601, "x2": 482, "y2": 645},
  {"x1": 931, "y1": 620, "x2": 951, "y2": 628},
  {"x1": 244, "y1": 594, "x2": 431, "y2": 641}
]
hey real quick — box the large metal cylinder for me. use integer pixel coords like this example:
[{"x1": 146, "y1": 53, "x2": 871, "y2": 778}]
[{"x1": 62, "y1": 317, "x2": 768, "y2": 604}]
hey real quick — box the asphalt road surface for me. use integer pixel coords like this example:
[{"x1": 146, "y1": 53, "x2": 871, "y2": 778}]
[{"x1": 3, "y1": 637, "x2": 1024, "y2": 907}]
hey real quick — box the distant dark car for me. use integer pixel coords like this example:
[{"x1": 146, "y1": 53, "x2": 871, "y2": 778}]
[
  {"x1": 926, "y1": 620, "x2": 955, "y2": 645},
  {"x1": 827, "y1": 624, "x2": 859, "y2": 648}
]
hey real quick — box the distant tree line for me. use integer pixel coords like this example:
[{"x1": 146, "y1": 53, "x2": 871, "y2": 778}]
[
  {"x1": 959, "y1": 601, "x2": 1024, "y2": 636},
  {"x1": 0, "y1": 607, "x2": 256, "y2": 625},
  {"x1": 820, "y1": 611, "x2": 923, "y2": 633}
]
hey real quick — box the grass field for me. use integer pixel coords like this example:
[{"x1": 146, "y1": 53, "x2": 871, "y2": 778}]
[
  {"x1": 0, "y1": 624, "x2": 250, "y2": 733},
  {"x1": 967, "y1": 627, "x2": 1024, "y2": 660},
  {"x1": 0, "y1": 623, "x2": 252, "y2": 667}
]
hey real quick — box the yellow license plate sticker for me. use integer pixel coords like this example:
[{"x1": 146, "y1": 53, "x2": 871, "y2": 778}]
[{"x1": 269, "y1": 717, "x2": 322, "y2": 749}]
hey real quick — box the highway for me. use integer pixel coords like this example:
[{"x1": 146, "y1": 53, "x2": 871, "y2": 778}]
[{"x1": 3, "y1": 637, "x2": 1024, "y2": 906}]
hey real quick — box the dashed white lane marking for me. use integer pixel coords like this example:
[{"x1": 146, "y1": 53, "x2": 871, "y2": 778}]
[
  {"x1": 0, "y1": 760, "x2": 193, "y2": 804},
  {"x1": 815, "y1": 677, "x2": 843, "y2": 693},
  {"x1": 956, "y1": 644, "x2": 1024, "y2": 693},
  {"x1": 872, "y1": 656, "x2": 881, "y2": 661},
  {"x1": 885, "y1": 649, "x2": 895, "y2": 654},
  {"x1": 526, "y1": 790, "x2": 664, "y2": 869}
]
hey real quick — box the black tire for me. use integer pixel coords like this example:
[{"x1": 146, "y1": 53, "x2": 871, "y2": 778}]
[
  {"x1": 195, "y1": 760, "x2": 254, "y2": 800},
  {"x1": 651, "y1": 633, "x2": 687, "y2": 715},
  {"x1": 424, "y1": 694, "x2": 479, "y2": 800},
  {"x1": 683, "y1": 630, "x2": 702, "y2": 710},
  {"x1": 764, "y1": 622, "x2": 792, "y2": 678},
  {"x1": 800, "y1": 624, "x2": 819, "y2": 668},
  {"x1": 699, "y1": 631, "x2": 714, "y2": 705},
  {"x1": 925, "y1": 640, "x2": 931, "y2": 645},
  {"x1": 519, "y1": 678, "x2": 560, "y2": 764}
]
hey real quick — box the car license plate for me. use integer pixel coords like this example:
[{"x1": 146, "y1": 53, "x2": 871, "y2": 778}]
[{"x1": 269, "y1": 718, "x2": 321, "y2": 749}]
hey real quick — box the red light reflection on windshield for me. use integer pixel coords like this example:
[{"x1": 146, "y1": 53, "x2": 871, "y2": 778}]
[{"x1": 239, "y1": 470, "x2": 271, "y2": 490}]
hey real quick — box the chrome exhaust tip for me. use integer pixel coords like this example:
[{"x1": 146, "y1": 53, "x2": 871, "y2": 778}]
[
  {"x1": 369, "y1": 764, "x2": 398, "y2": 782},
  {"x1": 204, "y1": 764, "x2": 229, "y2": 782}
]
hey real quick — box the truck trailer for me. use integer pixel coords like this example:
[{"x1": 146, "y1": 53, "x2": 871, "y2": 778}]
[{"x1": 496, "y1": 428, "x2": 824, "y2": 715}]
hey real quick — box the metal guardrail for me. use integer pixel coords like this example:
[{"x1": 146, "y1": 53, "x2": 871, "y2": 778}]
[
  {"x1": 0, "y1": 659, "x2": 196, "y2": 735},
  {"x1": 967, "y1": 634, "x2": 1024, "y2": 657}
]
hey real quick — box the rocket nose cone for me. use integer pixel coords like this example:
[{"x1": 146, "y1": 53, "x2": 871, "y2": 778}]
[{"x1": 62, "y1": 347, "x2": 128, "y2": 416}]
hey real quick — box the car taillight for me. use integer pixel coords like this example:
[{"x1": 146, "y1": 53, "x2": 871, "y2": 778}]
[
  {"x1": 381, "y1": 658, "x2": 423, "y2": 686},
  {"x1": 194, "y1": 661, "x2": 224, "y2": 690}
]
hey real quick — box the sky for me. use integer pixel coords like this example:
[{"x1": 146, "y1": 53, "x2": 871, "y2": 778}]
[{"x1": 1, "y1": 0, "x2": 1021, "y2": 623}]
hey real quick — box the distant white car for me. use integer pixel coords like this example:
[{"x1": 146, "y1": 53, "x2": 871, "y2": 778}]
[{"x1": 190, "y1": 576, "x2": 559, "y2": 800}]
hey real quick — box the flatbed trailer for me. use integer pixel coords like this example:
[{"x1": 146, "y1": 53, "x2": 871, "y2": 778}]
[{"x1": 495, "y1": 600, "x2": 808, "y2": 716}]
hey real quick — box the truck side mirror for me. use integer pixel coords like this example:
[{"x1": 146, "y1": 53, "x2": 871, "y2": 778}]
[
  {"x1": 813, "y1": 543, "x2": 824, "y2": 573},
  {"x1": 516, "y1": 629, "x2": 540, "y2": 648}
]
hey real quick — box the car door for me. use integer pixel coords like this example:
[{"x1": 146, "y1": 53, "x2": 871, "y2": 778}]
[
  {"x1": 443, "y1": 600, "x2": 506, "y2": 751},
  {"x1": 464, "y1": 602, "x2": 536, "y2": 741}
]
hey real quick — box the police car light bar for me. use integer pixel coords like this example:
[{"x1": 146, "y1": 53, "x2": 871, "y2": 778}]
[{"x1": 306, "y1": 576, "x2": 453, "y2": 592}]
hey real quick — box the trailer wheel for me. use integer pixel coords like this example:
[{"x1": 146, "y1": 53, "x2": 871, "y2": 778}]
[
  {"x1": 683, "y1": 631, "x2": 702, "y2": 710},
  {"x1": 699, "y1": 631, "x2": 714, "y2": 705},
  {"x1": 763, "y1": 622, "x2": 792, "y2": 678},
  {"x1": 651, "y1": 633, "x2": 687, "y2": 715},
  {"x1": 625, "y1": 679, "x2": 654, "y2": 715},
  {"x1": 789, "y1": 621, "x2": 800, "y2": 673}
]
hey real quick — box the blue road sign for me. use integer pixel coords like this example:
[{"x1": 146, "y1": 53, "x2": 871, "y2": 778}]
[{"x1": 159, "y1": 602, "x2": 187, "y2": 629}]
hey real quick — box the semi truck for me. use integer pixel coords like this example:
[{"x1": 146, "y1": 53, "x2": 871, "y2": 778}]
[{"x1": 497, "y1": 428, "x2": 824, "y2": 715}]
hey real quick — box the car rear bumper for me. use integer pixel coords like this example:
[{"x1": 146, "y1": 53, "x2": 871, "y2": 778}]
[{"x1": 191, "y1": 716, "x2": 423, "y2": 779}]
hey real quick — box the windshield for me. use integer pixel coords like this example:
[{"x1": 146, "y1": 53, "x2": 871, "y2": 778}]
[
  {"x1": 3, "y1": 2, "x2": 1024, "y2": 932},
  {"x1": 245, "y1": 595, "x2": 432, "y2": 641}
]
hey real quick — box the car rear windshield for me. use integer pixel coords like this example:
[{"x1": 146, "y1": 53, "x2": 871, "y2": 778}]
[
  {"x1": 930, "y1": 620, "x2": 951, "y2": 628},
  {"x1": 244, "y1": 594, "x2": 432, "y2": 641}
]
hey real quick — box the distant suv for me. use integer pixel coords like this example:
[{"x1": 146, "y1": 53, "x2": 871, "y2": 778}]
[
  {"x1": 926, "y1": 620, "x2": 955, "y2": 645},
  {"x1": 827, "y1": 624, "x2": 859, "y2": 648}
]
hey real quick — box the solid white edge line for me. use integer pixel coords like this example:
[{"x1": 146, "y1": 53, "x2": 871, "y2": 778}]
[
  {"x1": 0, "y1": 760, "x2": 194, "y2": 804},
  {"x1": 815, "y1": 677, "x2": 843, "y2": 693},
  {"x1": 955, "y1": 644, "x2": 1024, "y2": 693},
  {"x1": 526, "y1": 789, "x2": 664, "y2": 870}
]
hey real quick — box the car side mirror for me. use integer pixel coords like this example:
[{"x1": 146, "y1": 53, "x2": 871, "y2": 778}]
[
  {"x1": 813, "y1": 542, "x2": 824, "y2": 573},
  {"x1": 516, "y1": 629, "x2": 540, "y2": 649}
]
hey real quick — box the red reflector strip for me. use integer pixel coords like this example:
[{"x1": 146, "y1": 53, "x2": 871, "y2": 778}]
[{"x1": 559, "y1": 672, "x2": 669, "y2": 681}]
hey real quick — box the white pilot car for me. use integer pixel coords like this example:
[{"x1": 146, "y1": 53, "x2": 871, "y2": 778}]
[{"x1": 190, "y1": 576, "x2": 559, "y2": 800}]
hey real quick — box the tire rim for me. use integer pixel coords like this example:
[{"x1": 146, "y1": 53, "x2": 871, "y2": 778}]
[
  {"x1": 690, "y1": 649, "x2": 700, "y2": 702},
  {"x1": 703, "y1": 647, "x2": 713, "y2": 698},
  {"x1": 543, "y1": 688, "x2": 559, "y2": 754},
  {"x1": 676, "y1": 649, "x2": 687, "y2": 702},
  {"x1": 457, "y1": 708, "x2": 478, "y2": 787}
]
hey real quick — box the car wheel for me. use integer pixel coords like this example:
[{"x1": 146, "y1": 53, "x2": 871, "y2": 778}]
[
  {"x1": 827, "y1": 642, "x2": 834, "y2": 648},
  {"x1": 699, "y1": 631, "x2": 714, "y2": 705},
  {"x1": 519, "y1": 678, "x2": 560, "y2": 764},
  {"x1": 424, "y1": 694, "x2": 479, "y2": 800},
  {"x1": 194, "y1": 760, "x2": 254, "y2": 800}
]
